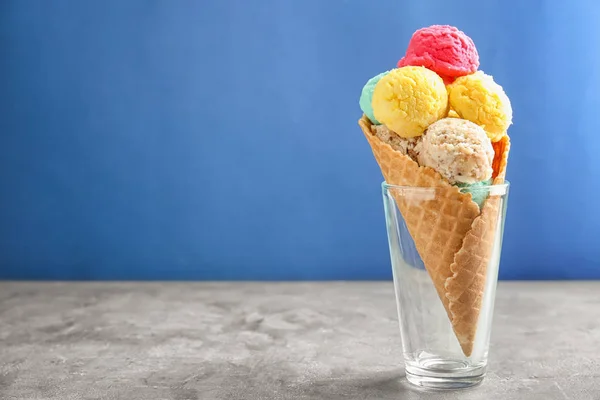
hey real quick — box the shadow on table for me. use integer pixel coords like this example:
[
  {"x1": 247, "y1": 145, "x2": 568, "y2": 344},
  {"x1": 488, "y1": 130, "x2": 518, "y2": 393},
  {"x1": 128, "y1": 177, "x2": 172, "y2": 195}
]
[
  {"x1": 294, "y1": 369, "x2": 406, "y2": 399},
  {"x1": 198, "y1": 364, "x2": 411, "y2": 399},
  {"x1": 292, "y1": 370, "x2": 495, "y2": 400},
  {"x1": 286, "y1": 369, "x2": 461, "y2": 400}
]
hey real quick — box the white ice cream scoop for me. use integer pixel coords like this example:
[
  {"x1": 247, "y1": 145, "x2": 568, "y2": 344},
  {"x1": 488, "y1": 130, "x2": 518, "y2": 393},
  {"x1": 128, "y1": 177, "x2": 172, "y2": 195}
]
[{"x1": 418, "y1": 118, "x2": 494, "y2": 184}]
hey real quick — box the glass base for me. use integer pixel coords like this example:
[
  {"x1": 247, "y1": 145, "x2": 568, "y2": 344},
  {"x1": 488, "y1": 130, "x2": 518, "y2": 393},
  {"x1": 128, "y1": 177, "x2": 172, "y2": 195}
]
[{"x1": 405, "y1": 357, "x2": 486, "y2": 389}]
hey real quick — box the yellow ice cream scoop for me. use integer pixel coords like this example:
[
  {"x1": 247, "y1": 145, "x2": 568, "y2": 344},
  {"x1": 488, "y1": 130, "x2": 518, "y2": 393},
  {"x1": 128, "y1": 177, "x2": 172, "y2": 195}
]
[
  {"x1": 372, "y1": 66, "x2": 448, "y2": 138},
  {"x1": 447, "y1": 71, "x2": 512, "y2": 142}
]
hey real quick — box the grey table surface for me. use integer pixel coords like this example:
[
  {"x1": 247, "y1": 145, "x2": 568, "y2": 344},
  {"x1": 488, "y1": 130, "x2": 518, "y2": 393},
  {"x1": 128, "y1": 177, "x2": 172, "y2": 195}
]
[{"x1": 0, "y1": 282, "x2": 598, "y2": 400}]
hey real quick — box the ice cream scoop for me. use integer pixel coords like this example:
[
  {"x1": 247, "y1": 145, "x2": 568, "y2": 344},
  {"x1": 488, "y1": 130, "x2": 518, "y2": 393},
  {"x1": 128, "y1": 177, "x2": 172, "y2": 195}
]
[
  {"x1": 370, "y1": 124, "x2": 422, "y2": 161},
  {"x1": 359, "y1": 71, "x2": 390, "y2": 125},
  {"x1": 417, "y1": 117, "x2": 494, "y2": 184},
  {"x1": 398, "y1": 25, "x2": 479, "y2": 84},
  {"x1": 456, "y1": 179, "x2": 492, "y2": 208},
  {"x1": 372, "y1": 66, "x2": 448, "y2": 138},
  {"x1": 447, "y1": 71, "x2": 512, "y2": 142}
]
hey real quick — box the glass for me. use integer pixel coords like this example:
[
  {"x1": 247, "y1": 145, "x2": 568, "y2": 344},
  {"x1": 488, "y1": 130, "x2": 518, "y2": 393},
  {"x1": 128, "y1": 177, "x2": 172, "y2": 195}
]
[{"x1": 382, "y1": 181, "x2": 509, "y2": 389}]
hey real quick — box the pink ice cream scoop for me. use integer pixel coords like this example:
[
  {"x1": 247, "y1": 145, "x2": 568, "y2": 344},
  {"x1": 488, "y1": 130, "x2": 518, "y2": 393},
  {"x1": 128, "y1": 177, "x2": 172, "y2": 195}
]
[{"x1": 397, "y1": 25, "x2": 479, "y2": 84}]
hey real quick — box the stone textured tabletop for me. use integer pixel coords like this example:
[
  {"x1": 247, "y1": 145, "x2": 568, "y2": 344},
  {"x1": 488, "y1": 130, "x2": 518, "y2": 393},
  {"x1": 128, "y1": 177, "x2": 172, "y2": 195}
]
[{"x1": 0, "y1": 281, "x2": 598, "y2": 400}]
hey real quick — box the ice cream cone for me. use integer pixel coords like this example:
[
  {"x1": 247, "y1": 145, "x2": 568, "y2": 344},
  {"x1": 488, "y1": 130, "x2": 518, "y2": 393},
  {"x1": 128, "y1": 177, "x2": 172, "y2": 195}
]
[{"x1": 359, "y1": 115, "x2": 510, "y2": 356}]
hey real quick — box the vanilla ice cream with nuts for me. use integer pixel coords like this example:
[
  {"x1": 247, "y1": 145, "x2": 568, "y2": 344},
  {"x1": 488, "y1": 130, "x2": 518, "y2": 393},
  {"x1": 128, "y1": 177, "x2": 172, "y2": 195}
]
[
  {"x1": 417, "y1": 118, "x2": 493, "y2": 184},
  {"x1": 371, "y1": 124, "x2": 422, "y2": 161}
]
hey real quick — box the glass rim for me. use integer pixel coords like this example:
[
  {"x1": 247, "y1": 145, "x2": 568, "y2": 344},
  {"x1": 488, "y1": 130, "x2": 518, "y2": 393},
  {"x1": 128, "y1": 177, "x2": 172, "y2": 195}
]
[{"x1": 382, "y1": 180, "x2": 510, "y2": 196}]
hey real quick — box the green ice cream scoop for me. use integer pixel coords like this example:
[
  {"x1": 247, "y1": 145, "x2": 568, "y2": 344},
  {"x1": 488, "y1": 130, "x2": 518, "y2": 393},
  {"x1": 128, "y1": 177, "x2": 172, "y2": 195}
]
[
  {"x1": 456, "y1": 179, "x2": 492, "y2": 208},
  {"x1": 359, "y1": 71, "x2": 389, "y2": 125}
]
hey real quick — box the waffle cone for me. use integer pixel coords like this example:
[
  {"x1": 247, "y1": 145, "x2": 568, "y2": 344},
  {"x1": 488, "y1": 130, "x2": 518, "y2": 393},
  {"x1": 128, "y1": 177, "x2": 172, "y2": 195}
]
[{"x1": 359, "y1": 115, "x2": 510, "y2": 356}]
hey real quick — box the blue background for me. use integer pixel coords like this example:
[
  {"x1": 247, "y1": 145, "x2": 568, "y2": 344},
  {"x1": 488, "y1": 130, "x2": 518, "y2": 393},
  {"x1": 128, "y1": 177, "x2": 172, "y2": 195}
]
[{"x1": 1, "y1": 0, "x2": 599, "y2": 280}]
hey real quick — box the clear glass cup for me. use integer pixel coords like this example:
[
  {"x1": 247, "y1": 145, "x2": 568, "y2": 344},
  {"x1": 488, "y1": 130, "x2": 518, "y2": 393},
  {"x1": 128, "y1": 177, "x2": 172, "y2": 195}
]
[{"x1": 382, "y1": 181, "x2": 509, "y2": 389}]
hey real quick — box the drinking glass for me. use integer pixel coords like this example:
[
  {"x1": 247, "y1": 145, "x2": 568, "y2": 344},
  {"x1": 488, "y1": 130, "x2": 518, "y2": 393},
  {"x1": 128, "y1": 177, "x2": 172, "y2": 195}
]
[{"x1": 382, "y1": 182, "x2": 509, "y2": 389}]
